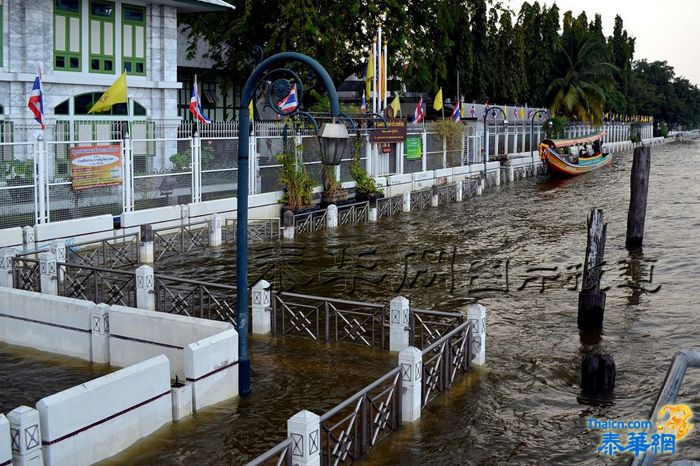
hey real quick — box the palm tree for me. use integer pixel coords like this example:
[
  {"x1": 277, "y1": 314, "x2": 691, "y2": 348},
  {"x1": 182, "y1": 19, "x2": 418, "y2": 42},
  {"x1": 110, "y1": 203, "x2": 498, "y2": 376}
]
[{"x1": 546, "y1": 34, "x2": 617, "y2": 124}]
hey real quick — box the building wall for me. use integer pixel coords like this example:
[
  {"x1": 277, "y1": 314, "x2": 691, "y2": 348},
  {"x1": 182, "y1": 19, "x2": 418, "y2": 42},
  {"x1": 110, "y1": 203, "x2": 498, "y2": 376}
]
[{"x1": 0, "y1": 0, "x2": 180, "y2": 125}]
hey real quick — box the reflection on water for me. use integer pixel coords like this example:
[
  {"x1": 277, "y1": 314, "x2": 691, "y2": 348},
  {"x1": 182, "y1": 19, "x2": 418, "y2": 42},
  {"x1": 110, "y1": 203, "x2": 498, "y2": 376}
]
[{"x1": 8, "y1": 142, "x2": 700, "y2": 465}]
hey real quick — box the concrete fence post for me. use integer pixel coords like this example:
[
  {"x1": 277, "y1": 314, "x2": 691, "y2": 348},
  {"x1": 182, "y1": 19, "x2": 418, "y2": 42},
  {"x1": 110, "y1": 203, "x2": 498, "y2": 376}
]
[
  {"x1": 455, "y1": 180, "x2": 463, "y2": 202},
  {"x1": 398, "y1": 346, "x2": 422, "y2": 423},
  {"x1": 368, "y1": 205, "x2": 378, "y2": 222},
  {"x1": 22, "y1": 227, "x2": 34, "y2": 252},
  {"x1": 389, "y1": 296, "x2": 410, "y2": 352},
  {"x1": 326, "y1": 204, "x2": 338, "y2": 229},
  {"x1": 251, "y1": 279, "x2": 272, "y2": 335},
  {"x1": 208, "y1": 214, "x2": 223, "y2": 247},
  {"x1": 477, "y1": 176, "x2": 484, "y2": 195},
  {"x1": 287, "y1": 410, "x2": 321, "y2": 466},
  {"x1": 139, "y1": 224, "x2": 154, "y2": 264},
  {"x1": 91, "y1": 303, "x2": 110, "y2": 364},
  {"x1": 49, "y1": 240, "x2": 66, "y2": 282},
  {"x1": 0, "y1": 248, "x2": 15, "y2": 288},
  {"x1": 38, "y1": 252, "x2": 57, "y2": 295},
  {"x1": 467, "y1": 304, "x2": 487, "y2": 366},
  {"x1": 401, "y1": 191, "x2": 411, "y2": 213},
  {"x1": 7, "y1": 406, "x2": 43, "y2": 466},
  {"x1": 431, "y1": 185, "x2": 439, "y2": 207},
  {"x1": 494, "y1": 165, "x2": 501, "y2": 186},
  {"x1": 282, "y1": 210, "x2": 295, "y2": 240},
  {"x1": 136, "y1": 265, "x2": 155, "y2": 311},
  {"x1": 508, "y1": 165, "x2": 514, "y2": 183},
  {"x1": 0, "y1": 414, "x2": 10, "y2": 466}
]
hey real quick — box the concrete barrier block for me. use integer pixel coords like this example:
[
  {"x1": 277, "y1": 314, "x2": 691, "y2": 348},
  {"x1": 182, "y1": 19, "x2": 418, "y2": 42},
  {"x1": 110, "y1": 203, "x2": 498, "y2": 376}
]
[
  {"x1": 0, "y1": 414, "x2": 10, "y2": 466},
  {"x1": 34, "y1": 215, "x2": 113, "y2": 243},
  {"x1": 0, "y1": 227, "x2": 23, "y2": 249},
  {"x1": 170, "y1": 384, "x2": 193, "y2": 421},
  {"x1": 387, "y1": 174, "x2": 412, "y2": 186},
  {"x1": 452, "y1": 165, "x2": 471, "y2": 176},
  {"x1": 7, "y1": 406, "x2": 43, "y2": 466},
  {"x1": 0, "y1": 288, "x2": 93, "y2": 360},
  {"x1": 121, "y1": 206, "x2": 181, "y2": 229},
  {"x1": 434, "y1": 168, "x2": 452, "y2": 179},
  {"x1": 90, "y1": 304, "x2": 110, "y2": 364},
  {"x1": 184, "y1": 328, "x2": 239, "y2": 411},
  {"x1": 412, "y1": 171, "x2": 434, "y2": 182},
  {"x1": 187, "y1": 198, "x2": 236, "y2": 220},
  {"x1": 37, "y1": 355, "x2": 172, "y2": 466},
  {"x1": 108, "y1": 305, "x2": 232, "y2": 379}
]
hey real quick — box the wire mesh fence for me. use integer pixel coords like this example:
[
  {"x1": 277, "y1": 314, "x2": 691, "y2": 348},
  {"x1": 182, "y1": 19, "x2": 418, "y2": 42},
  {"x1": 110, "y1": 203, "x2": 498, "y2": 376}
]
[{"x1": 0, "y1": 141, "x2": 36, "y2": 230}]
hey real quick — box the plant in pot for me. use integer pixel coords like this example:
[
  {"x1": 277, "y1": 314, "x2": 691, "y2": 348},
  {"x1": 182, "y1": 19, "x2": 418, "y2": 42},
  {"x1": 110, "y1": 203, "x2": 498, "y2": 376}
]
[
  {"x1": 349, "y1": 137, "x2": 384, "y2": 203},
  {"x1": 277, "y1": 150, "x2": 316, "y2": 217},
  {"x1": 320, "y1": 163, "x2": 349, "y2": 207}
]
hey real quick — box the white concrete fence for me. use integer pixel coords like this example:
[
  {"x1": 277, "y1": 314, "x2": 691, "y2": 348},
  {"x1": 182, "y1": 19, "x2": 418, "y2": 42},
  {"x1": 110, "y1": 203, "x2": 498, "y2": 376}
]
[{"x1": 0, "y1": 286, "x2": 239, "y2": 466}]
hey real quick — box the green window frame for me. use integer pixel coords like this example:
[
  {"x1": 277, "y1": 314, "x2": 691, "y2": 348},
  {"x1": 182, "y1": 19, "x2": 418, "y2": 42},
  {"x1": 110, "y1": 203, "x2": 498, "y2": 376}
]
[
  {"x1": 121, "y1": 4, "x2": 146, "y2": 76},
  {"x1": 54, "y1": 0, "x2": 82, "y2": 71},
  {"x1": 88, "y1": 0, "x2": 115, "y2": 74}
]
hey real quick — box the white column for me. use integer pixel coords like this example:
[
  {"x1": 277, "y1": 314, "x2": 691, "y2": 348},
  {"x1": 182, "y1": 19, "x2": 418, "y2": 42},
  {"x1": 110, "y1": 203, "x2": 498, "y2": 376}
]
[
  {"x1": 365, "y1": 134, "x2": 372, "y2": 176},
  {"x1": 251, "y1": 279, "x2": 272, "y2": 335},
  {"x1": 7, "y1": 406, "x2": 43, "y2": 466},
  {"x1": 431, "y1": 185, "x2": 439, "y2": 207},
  {"x1": 38, "y1": 252, "x2": 57, "y2": 295},
  {"x1": 139, "y1": 224, "x2": 154, "y2": 264},
  {"x1": 282, "y1": 210, "x2": 295, "y2": 240},
  {"x1": 389, "y1": 296, "x2": 410, "y2": 352},
  {"x1": 136, "y1": 264, "x2": 155, "y2": 311},
  {"x1": 35, "y1": 135, "x2": 47, "y2": 225},
  {"x1": 398, "y1": 346, "x2": 422, "y2": 423},
  {"x1": 508, "y1": 165, "x2": 514, "y2": 183},
  {"x1": 0, "y1": 248, "x2": 15, "y2": 288},
  {"x1": 208, "y1": 214, "x2": 223, "y2": 247},
  {"x1": 402, "y1": 191, "x2": 411, "y2": 213},
  {"x1": 467, "y1": 304, "x2": 487, "y2": 366},
  {"x1": 326, "y1": 204, "x2": 338, "y2": 229},
  {"x1": 494, "y1": 125, "x2": 499, "y2": 157},
  {"x1": 368, "y1": 206, "x2": 378, "y2": 222},
  {"x1": 512, "y1": 125, "x2": 518, "y2": 155},
  {"x1": 455, "y1": 180, "x2": 463, "y2": 202},
  {"x1": 421, "y1": 131, "x2": 428, "y2": 172},
  {"x1": 91, "y1": 303, "x2": 110, "y2": 364},
  {"x1": 441, "y1": 137, "x2": 447, "y2": 169},
  {"x1": 48, "y1": 240, "x2": 66, "y2": 282},
  {"x1": 287, "y1": 410, "x2": 320, "y2": 466},
  {"x1": 22, "y1": 226, "x2": 34, "y2": 252},
  {"x1": 123, "y1": 133, "x2": 133, "y2": 212}
]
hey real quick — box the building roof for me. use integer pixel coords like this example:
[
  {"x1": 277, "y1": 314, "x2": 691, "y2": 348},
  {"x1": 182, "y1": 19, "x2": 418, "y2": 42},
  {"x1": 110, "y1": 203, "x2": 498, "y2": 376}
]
[{"x1": 155, "y1": 0, "x2": 234, "y2": 13}]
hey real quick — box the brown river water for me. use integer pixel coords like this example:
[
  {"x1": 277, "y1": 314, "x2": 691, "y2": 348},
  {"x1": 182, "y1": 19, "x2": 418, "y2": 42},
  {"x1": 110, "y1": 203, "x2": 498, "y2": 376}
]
[{"x1": 2, "y1": 141, "x2": 699, "y2": 465}]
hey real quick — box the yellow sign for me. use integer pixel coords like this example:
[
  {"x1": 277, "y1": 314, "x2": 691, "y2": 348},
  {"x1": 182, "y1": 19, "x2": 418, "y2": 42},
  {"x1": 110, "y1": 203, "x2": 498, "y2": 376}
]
[{"x1": 69, "y1": 145, "x2": 122, "y2": 190}]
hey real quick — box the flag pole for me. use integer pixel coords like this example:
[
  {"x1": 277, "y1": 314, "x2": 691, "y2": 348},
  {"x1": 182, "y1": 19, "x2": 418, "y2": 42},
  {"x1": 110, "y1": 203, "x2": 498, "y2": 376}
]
[
  {"x1": 377, "y1": 26, "x2": 382, "y2": 112},
  {"x1": 372, "y1": 38, "x2": 377, "y2": 114},
  {"x1": 194, "y1": 74, "x2": 200, "y2": 137},
  {"x1": 383, "y1": 43, "x2": 388, "y2": 111}
]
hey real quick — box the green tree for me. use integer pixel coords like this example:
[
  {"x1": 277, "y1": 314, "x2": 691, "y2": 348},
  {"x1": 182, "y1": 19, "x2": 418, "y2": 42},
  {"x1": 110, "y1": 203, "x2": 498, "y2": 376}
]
[
  {"x1": 466, "y1": 0, "x2": 489, "y2": 101},
  {"x1": 494, "y1": 10, "x2": 526, "y2": 103}
]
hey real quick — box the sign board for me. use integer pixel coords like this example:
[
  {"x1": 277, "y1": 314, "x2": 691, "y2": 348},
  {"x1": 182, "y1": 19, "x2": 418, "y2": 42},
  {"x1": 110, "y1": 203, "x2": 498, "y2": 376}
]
[
  {"x1": 381, "y1": 145, "x2": 392, "y2": 154},
  {"x1": 70, "y1": 145, "x2": 122, "y2": 190},
  {"x1": 406, "y1": 137, "x2": 422, "y2": 160},
  {"x1": 369, "y1": 118, "x2": 407, "y2": 143}
]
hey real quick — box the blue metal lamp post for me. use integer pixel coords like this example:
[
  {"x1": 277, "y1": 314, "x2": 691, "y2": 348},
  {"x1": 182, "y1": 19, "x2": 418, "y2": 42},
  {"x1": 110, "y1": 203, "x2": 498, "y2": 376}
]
[
  {"x1": 236, "y1": 52, "x2": 344, "y2": 396},
  {"x1": 482, "y1": 106, "x2": 508, "y2": 176},
  {"x1": 529, "y1": 109, "x2": 551, "y2": 170}
]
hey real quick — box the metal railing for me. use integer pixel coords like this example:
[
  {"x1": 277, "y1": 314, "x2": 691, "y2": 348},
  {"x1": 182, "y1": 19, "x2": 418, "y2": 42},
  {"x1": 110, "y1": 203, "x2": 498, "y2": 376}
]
[
  {"x1": 245, "y1": 438, "x2": 293, "y2": 466},
  {"x1": 11, "y1": 257, "x2": 41, "y2": 292},
  {"x1": 293, "y1": 201, "x2": 370, "y2": 235},
  {"x1": 410, "y1": 308, "x2": 465, "y2": 350},
  {"x1": 338, "y1": 201, "x2": 369, "y2": 226},
  {"x1": 153, "y1": 274, "x2": 237, "y2": 327},
  {"x1": 65, "y1": 233, "x2": 139, "y2": 269},
  {"x1": 223, "y1": 218, "x2": 280, "y2": 244},
  {"x1": 410, "y1": 189, "x2": 432, "y2": 211},
  {"x1": 272, "y1": 291, "x2": 387, "y2": 348},
  {"x1": 421, "y1": 320, "x2": 474, "y2": 408},
  {"x1": 461, "y1": 177, "x2": 480, "y2": 198},
  {"x1": 376, "y1": 195, "x2": 402, "y2": 220},
  {"x1": 294, "y1": 209, "x2": 328, "y2": 234},
  {"x1": 153, "y1": 220, "x2": 210, "y2": 262},
  {"x1": 319, "y1": 367, "x2": 402, "y2": 465},
  {"x1": 436, "y1": 184, "x2": 457, "y2": 205},
  {"x1": 59, "y1": 262, "x2": 137, "y2": 307}
]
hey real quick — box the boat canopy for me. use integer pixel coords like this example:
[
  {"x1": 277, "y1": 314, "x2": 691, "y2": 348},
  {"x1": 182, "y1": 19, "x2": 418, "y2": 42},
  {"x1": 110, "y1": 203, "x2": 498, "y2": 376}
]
[{"x1": 541, "y1": 131, "x2": 607, "y2": 149}]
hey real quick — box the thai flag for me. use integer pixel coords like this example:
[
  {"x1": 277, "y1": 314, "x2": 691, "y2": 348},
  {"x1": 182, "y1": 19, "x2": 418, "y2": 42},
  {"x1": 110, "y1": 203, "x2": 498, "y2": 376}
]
[
  {"x1": 451, "y1": 100, "x2": 461, "y2": 122},
  {"x1": 513, "y1": 107, "x2": 518, "y2": 119},
  {"x1": 414, "y1": 96, "x2": 425, "y2": 123},
  {"x1": 527, "y1": 108, "x2": 534, "y2": 119},
  {"x1": 278, "y1": 84, "x2": 299, "y2": 112},
  {"x1": 470, "y1": 105, "x2": 476, "y2": 118},
  {"x1": 361, "y1": 93, "x2": 367, "y2": 113},
  {"x1": 189, "y1": 78, "x2": 211, "y2": 124},
  {"x1": 28, "y1": 74, "x2": 45, "y2": 130}
]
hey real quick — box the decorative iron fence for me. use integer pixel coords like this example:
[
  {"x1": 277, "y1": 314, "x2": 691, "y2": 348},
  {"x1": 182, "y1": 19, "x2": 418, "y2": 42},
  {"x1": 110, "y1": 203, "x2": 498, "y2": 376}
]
[
  {"x1": 11, "y1": 257, "x2": 41, "y2": 292},
  {"x1": 272, "y1": 291, "x2": 387, "y2": 348},
  {"x1": 410, "y1": 308, "x2": 464, "y2": 350},
  {"x1": 153, "y1": 220, "x2": 210, "y2": 262},
  {"x1": 410, "y1": 189, "x2": 432, "y2": 211},
  {"x1": 461, "y1": 177, "x2": 480, "y2": 198},
  {"x1": 294, "y1": 209, "x2": 328, "y2": 235},
  {"x1": 65, "y1": 233, "x2": 139, "y2": 269},
  {"x1": 421, "y1": 321, "x2": 474, "y2": 408},
  {"x1": 245, "y1": 438, "x2": 293, "y2": 466},
  {"x1": 319, "y1": 367, "x2": 402, "y2": 465},
  {"x1": 436, "y1": 184, "x2": 457, "y2": 205},
  {"x1": 376, "y1": 195, "x2": 402, "y2": 220},
  {"x1": 153, "y1": 274, "x2": 237, "y2": 327},
  {"x1": 58, "y1": 262, "x2": 137, "y2": 307},
  {"x1": 338, "y1": 201, "x2": 369, "y2": 226},
  {"x1": 223, "y1": 218, "x2": 280, "y2": 244}
]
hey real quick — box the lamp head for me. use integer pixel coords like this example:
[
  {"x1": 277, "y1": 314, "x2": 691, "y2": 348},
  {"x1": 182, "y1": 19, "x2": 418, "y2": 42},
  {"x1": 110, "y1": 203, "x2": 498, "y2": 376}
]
[
  {"x1": 317, "y1": 122, "x2": 350, "y2": 165},
  {"x1": 503, "y1": 119, "x2": 509, "y2": 126}
]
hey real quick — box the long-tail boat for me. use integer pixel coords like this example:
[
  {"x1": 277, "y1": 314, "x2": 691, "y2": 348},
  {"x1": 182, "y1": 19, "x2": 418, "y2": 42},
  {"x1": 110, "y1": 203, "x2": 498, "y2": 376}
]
[{"x1": 538, "y1": 131, "x2": 611, "y2": 176}]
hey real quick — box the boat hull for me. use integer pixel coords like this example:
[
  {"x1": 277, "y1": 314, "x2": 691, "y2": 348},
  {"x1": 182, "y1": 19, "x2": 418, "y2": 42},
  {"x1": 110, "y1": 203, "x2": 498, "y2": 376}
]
[{"x1": 543, "y1": 150, "x2": 612, "y2": 177}]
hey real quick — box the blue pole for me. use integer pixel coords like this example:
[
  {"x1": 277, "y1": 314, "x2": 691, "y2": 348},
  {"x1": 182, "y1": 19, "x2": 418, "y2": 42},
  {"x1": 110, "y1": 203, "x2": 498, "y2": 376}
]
[{"x1": 236, "y1": 52, "x2": 340, "y2": 396}]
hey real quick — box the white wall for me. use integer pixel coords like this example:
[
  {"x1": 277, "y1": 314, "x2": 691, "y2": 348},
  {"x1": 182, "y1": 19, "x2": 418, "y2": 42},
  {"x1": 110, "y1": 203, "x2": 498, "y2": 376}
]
[
  {"x1": 184, "y1": 329, "x2": 238, "y2": 410},
  {"x1": 37, "y1": 355, "x2": 172, "y2": 466}
]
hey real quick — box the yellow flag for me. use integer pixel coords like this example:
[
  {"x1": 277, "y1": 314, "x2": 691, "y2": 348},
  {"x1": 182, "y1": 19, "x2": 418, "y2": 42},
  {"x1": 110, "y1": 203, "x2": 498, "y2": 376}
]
[
  {"x1": 366, "y1": 49, "x2": 374, "y2": 100},
  {"x1": 249, "y1": 100, "x2": 254, "y2": 120},
  {"x1": 89, "y1": 71, "x2": 128, "y2": 114},
  {"x1": 390, "y1": 94, "x2": 400, "y2": 116},
  {"x1": 433, "y1": 88, "x2": 443, "y2": 111},
  {"x1": 520, "y1": 107, "x2": 525, "y2": 119}
]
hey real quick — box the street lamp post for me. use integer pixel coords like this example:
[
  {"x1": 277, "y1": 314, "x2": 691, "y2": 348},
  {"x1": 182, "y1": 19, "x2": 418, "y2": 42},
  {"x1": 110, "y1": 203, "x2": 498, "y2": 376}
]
[
  {"x1": 236, "y1": 52, "x2": 344, "y2": 396},
  {"x1": 529, "y1": 109, "x2": 552, "y2": 172},
  {"x1": 482, "y1": 106, "x2": 508, "y2": 176}
]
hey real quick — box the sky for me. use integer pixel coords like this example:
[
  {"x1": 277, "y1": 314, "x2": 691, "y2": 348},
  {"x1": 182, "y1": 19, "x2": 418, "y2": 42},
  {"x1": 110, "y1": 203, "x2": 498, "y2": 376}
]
[{"x1": 507, "y1": 0, "x2": 700, "y2": 86}]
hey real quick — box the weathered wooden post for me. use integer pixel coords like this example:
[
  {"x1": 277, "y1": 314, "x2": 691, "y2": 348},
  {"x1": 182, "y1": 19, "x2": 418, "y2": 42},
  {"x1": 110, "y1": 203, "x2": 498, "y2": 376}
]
[
  {"x1": 577, "y1": 208, "x2": 607, "y2": 331},
  {"x1": 626, "y1": 145, "x2": 651, "y2": 249},
  {"x1": 581, "y1": 353, "x2": 616, "y2": 395}
]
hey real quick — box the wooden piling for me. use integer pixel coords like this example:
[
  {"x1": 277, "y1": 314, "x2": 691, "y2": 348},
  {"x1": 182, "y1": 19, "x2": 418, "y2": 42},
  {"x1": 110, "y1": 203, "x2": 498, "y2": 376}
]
[
  {"x1": 626, "y1": 145, "x2": 651, "y2": 249},
  {"x1": 581, "y1": 353, "x2": 616, "y2": 395},
  {"x1": 578, "y1": 208, "x2": 607, "y2": 331}
]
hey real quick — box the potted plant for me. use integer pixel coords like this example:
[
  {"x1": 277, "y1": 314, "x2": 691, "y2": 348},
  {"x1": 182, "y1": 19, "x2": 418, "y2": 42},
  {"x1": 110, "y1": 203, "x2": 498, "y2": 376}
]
[
  {"x1": 349, "y1": 137, "x2": 384, "y2": 203},
  {"x1": 277, "y1": 151, "x2": 317, "y2": 217},
  {"x1": 320, "y1": 164, "x2": 349, "y2": 208}
]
